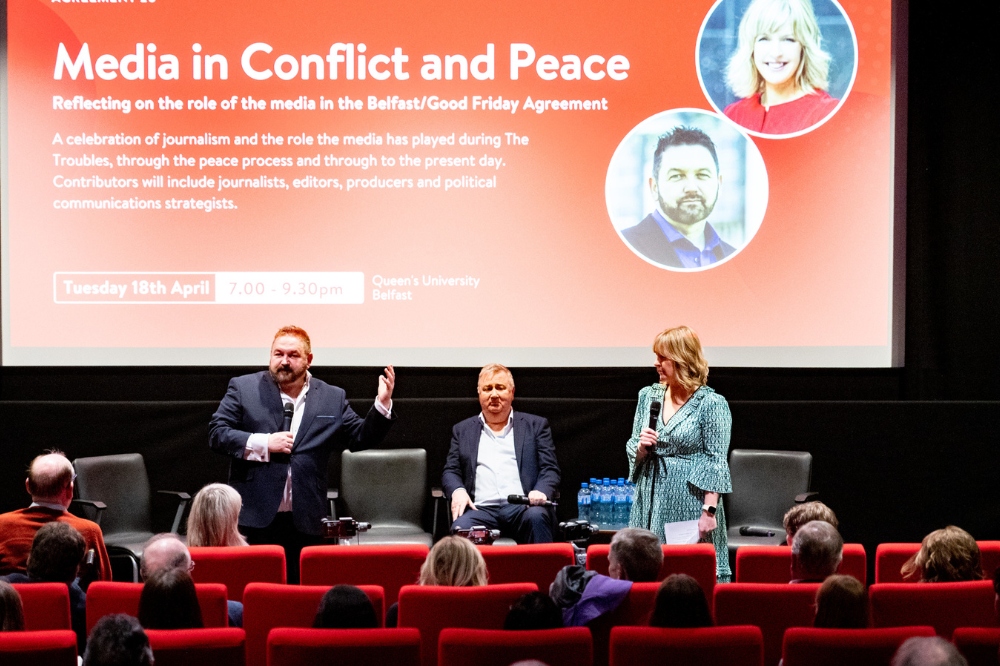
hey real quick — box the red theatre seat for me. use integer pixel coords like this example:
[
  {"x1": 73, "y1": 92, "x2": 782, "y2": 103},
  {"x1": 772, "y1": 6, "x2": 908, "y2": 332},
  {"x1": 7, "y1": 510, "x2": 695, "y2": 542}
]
[
  {"x1": 438, "y1": 627, "x2": 593, "y2": 666},
  {"x1": 585, "y1": 543, "x2": 717, "y2": 608},
  {"x1": 189, "y1": 545, "x2": 286, "y2": 602},
  {"x1": 267, "y1": 627, "x2": 421, "y2": 666},
  {"x1": 299, "y1": 544, "x2": 427, "y2": 607},
  {"x1": 397, "y1": 582, "x2": 537, "y2": 666},
  {"x1": 714, "y1": 582, "x2": 822, "y2": 666},
  {"x1": 781, "y1": 626, "x2": 936, "y2": 666},
  {"x1": 0, "y1": 629, "x2": 78, "y2": 666},
  {"x1": 11, "y1": 582, "x2": 72, "y2": 630},
  {"x1": 735, "y1": 544, "x2": 868, "y2": 585},
  {"x1": 146, "y1": 627, "x2": 246, "y2": 666},
  {"x1": 609, "y1": 625, "x2": 764, "y2": 666},
  {"x1": 952, "y1": 627, "x2": 1000, "y2": 666},
  {"x1": 243, "y1": 582, "x2": 384, "y2": 666},
  {"x1": 874, "y1": 544, "x2": 921, "y2": 583},
  {"x1": 477, "y1": 542, "x2": 576, "y2": 592},
  {"x1": 869, "y1": 581, "x2": 998, "y2": 637},
  {"x1": 587, "y1": 582, "x2": 661, "y2": 666},
  {"x1": 86, "y1": 581, "x2": 228, "y2": 633}
]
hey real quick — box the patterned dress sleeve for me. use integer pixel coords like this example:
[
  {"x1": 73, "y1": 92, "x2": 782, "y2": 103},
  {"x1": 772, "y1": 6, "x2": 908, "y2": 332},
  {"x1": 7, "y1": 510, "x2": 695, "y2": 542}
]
[
  {"x1": 626, "y1": 386, "x2": 651, "y2": 482},
  {"x1": 686, "y1": 391, "x2": 733, "y2": 493}
]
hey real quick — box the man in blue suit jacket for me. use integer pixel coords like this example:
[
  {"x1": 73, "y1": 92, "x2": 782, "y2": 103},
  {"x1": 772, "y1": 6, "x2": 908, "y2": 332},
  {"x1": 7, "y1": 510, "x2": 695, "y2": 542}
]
[
  {"x1": 442, "y1": 364, "x2": 560, "y2": 543},
  {"x1": 209, "y1": 325, "x2": 395, "y2": 581}
]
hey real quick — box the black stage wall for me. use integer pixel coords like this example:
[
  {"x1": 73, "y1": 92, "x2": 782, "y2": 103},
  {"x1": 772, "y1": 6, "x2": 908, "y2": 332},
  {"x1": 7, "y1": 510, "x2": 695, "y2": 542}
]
[{"x1": 2, "y1": 5, "x2": 1000, "y2": 576}]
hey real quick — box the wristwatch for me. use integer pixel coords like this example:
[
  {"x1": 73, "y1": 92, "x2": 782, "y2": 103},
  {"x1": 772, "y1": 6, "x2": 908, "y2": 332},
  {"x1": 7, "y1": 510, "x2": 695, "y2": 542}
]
[{"x1": 702, "y1": 504, "x2": 717, "y2": 516}]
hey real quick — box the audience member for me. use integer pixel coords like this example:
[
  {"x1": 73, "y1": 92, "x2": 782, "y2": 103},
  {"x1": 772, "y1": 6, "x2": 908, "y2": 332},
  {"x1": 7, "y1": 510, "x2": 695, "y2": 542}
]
[
  {"x1": 83, "y1": 614, "x2": 154, "y2": 666},
  {"x1": 0, "y1": 580, "x2": 26, "y2": 631},
  {"x1": 813, "y1": 574, "x2": 867, "y2": 628},
  {"x1": 186, "y1": 483, "x2": 248, "y2": 547},
  {"x1": 386, "y1": 536, "x2": 488, "y2": 627},
  {"x1": 0, "y1": 451, "x2": 111, "y2": 581},
  {"x1": 891, "y1": 636, "x2": 969, "y2": 666},
  {"x1": 648, "y1": 573, "x2": 713, "y2": 628},
  {"x1": 138, "y1": 567, "x2": 204, "y2": 629},
  {"x1": 901, "y1": 526, "x2": 984, "y2": 583},
  {"x1": 993, "y1": 567, "x2": 1000, "y2": 618},
  {"x1": 783, "y1": 501, "x2": 839, "y2": 545},
  {"x1": 504, "y1": 591, "x2": 563, "y2": 630},
  {"x1": 551, "y1": 528, "x2": 663, "y2": 627},
  {"x1": 790, "y1": 520, "x2": 843, "y2": 583},
  {"x1": 313, "y1": 585, "x2": 379, "y2": 629},
  {"x1": 2, "y1": 522, "x2": 87, "y2": 651},
  {"x1": 141, "y1": 532, "x2": 242, "y2": 627}
]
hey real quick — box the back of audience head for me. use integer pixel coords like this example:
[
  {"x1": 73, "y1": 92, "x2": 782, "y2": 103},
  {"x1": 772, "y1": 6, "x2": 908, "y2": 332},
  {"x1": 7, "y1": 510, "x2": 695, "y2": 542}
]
[
  {"x1": 186, "y1": 483, "x2": 248, "y2": 548},
  {"x1": 0, "y1": 581, "x2": 26, "y2": 632},
  {"x1": 138, "y1": 567, "x2": 203, "y2": 630},
  {"x1": 784, "y1": 501, "x2": 839, "y2": 545},
  {"x1": 901, "y1": 526, "x2": 983, "y2": 583},
  {"x1": 813, "y1": 574, "x2": 867, "y2": 628},
  {"x1": 83, "y1": 614, "x2": 154, "y2": 666},
  {"x1": 27, "y1": 521, "x2": 85, "y2": 583},
  {"x1": 26, "y1": 450, "x2": 75, "y2": 507},
  {"x1": 791, "y1": 520, "x2": 843, "y2": 582},
  {"x1": 891, "y1": 636, "x2": 969, "y2": 666},
  {"x1": 609, "y1": 528, "x2": 663, "y2": 582},
  {"x1": 140, "y1": 533, "x2": 191, "y2": 580},
  {"x1": 504, "y1": 592, "x2": 563, "y2": 630},
  {"x1": 418, "y1": 536, "x2": 488, "y2": 586},
  {"x1": 313, "y1": 585, "x2": 378, "y2": 629},
  {"x1": 649, "y1": 574, "x2": 713, "y2": 628}
]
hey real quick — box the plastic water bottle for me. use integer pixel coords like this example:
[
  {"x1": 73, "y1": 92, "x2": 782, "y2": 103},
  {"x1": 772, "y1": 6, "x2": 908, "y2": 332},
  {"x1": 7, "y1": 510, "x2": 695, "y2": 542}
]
[
  {"x1": 600, "y1": 478, "x2": 613, "y2": 529},
  {"x1": 607, "y1": 479, "x2": 619, "y2": 529},
  {"x1": 615, "y1": 478, "x2": 628, "y2": 528},
  {"x1": 577, "y1": 482, "x2": 591, "y2": 523},
  {"x1": 590, "y1": 478, "x2": 603, "y2": 527},
  {"x1": 625, "y1": 481, "x2": 635, "y2": 525}
]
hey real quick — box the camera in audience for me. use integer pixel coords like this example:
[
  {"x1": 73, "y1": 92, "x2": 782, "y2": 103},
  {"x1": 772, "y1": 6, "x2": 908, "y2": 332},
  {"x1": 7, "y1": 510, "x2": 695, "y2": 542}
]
[
  {"x1": 558, "y1": 519, "x2": 600, "y2": 541},
  {"x1": 452, "y1": 525, "x2": 502, "y2": 545},
  {"x1": 321, "y1": 517, "x2": 372, "y2": 543}
]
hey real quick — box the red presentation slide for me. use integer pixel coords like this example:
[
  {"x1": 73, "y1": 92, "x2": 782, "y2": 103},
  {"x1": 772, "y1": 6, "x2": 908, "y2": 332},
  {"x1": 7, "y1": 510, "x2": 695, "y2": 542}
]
[{"x1": 1, "y1": 0, "x2": 896, "y2": 366}]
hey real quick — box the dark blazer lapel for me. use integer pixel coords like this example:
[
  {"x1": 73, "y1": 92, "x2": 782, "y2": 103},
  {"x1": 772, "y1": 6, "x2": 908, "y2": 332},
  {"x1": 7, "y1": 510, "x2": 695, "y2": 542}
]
[
  {"x1": 260, "y1": 373, "x2": 285, "y2": 432},
  {"x1": 464, "y1": 419, "x2": 482, "y2": 497},
  {"x1": 513, "y1": 412, "x2": 526, "y2": 472},
  {"x1": 293, "y1": 380, "x2": 321, "y2": 449}
]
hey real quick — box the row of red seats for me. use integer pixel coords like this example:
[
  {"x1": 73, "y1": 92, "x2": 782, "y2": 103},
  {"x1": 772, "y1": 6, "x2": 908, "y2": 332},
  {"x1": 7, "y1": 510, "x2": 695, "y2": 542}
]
[
  {"x1": 5, "y1": 625, "x2": 1000, "y2": 666},
  {"x1": 11, "y1": 579, "x2": 999, "y2": 666}
]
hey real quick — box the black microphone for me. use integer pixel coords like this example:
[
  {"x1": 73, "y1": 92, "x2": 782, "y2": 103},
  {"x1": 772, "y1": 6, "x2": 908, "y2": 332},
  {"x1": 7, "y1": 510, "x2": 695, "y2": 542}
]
[
  {"x1": 739, "y1": 526, "x2": 776, "y2": 537},
  {"x1": 648, "y1": 400, "x2": 661, "y2": 430},
  {"x1": 282, "y1": 402, "x2": 294, "y2": 432},
  {"x1": 507, "y1": 494, "x2": 557, "y2": 507}
]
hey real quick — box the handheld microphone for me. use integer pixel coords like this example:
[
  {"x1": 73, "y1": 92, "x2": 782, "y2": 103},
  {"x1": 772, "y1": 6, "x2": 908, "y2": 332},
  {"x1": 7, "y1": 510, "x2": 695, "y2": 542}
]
[
  {"x1": 648, "y1": 401, "x2": 661, "y2": 430},
  {"x1": 507, "y1": 494, "x2": 557, "y2": 507},
  {"x1": 739, "y1": 526, "x2": 776, "y2": 537},
  {"x1": 282, "y1": 402, "x2": 294, "y2": 432}
]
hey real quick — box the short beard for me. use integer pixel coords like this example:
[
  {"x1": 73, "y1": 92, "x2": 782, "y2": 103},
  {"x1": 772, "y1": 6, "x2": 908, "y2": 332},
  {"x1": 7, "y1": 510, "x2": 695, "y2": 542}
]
[{"x1": 660, "y1": 195, "x2": 716, "y2": 227}]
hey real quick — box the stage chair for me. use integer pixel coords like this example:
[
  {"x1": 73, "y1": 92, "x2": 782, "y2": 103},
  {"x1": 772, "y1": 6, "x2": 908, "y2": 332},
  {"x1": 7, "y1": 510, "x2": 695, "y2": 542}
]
[
  {"x1": 85, "y1": 581, "x2": 228, "y2": 633},
  {"x1": 874, "y1": 543, "x2": 921, "y2": 583},
  {"x1": 73, "y1": 453, "x2": 190, "y2": 582},
  {"x1": 11, "y1": 582, "x2": 71, "y2": 630},
  {"x1": 714, "y1": 582, "x2": 822, "y2": 666},
  {"x1": 189, "y1": 545, "x2": 286, "y2": 602},
  {"x1": 726, "y1": 450, "x2": 813, "y2": 566},
  {"x1": 439, "y1": 627, "x2": 593, "y2": 666},
  {"x1": 781, "y1": 626, "x2": 936, "y2": 666},
  {"x1": 609, "y1": 625, "x2": 764, "y2": 666},
  {"x1": 333, "y1": 449, "x2": 435, "y2": 546},
  {"x1": 587, "y1": 581, "x2": 661, "y2": 666},
  {"x1": 869, "y1": 581, "x2": 998, "y2": 638},
  {"x1": 146, "y1": 627, "x2": 246, "y2": 666},
  {"x1": 477, "y1": 542, "x2": 575, "y2": 592},
  {"x1": 735, "y1": 543, "x2": 867, "y2": 585},
  {"x1": 0, "y1": 630, "x2": 78, "y2": 666},
  {"x1": 396, "y1": 582, "x2": 537, "y2": 666},
  {"x1": 243, "y1": 582, "x2": 384, "y2": 666},
  {"x1": 299, "y1": 543, "x2": 426, "y2": 607},
  {"x1": 952, "y1": 627, "x2": 1000, "y2": 666},
  {"x1": 585, "y1": 543, "x2": 717, "y2": 610},
  {"x1": 267, "y1": 627, "x2": 421, "y2": 666}
]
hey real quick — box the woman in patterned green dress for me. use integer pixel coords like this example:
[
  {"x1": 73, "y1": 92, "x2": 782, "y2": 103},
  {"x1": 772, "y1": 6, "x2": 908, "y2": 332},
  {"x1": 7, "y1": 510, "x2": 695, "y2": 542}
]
[{"x1": 626, "y1": 326, "x2": 733, "y2": 582}]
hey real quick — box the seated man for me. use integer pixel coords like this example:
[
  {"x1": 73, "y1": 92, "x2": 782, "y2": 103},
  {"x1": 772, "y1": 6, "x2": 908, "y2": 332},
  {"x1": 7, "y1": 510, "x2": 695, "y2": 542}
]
[
  {"x1": 551, "y1": 527, "x2": 663, "y2": 626},
  {"x1": 0, "y1": 451, "x2": 111, "y2": 580},
  {"x1": 141, "y1": 533, "x2": 243, "y2": 628},
  {"x1": 783, "y1": 501, "x2": 839, "y2": 545},
  {"x1": 443, "y1": 364, "x2": 561, "y2": 543},
  {"x1": 790, "y1": 520, "x2": 843, "y2": 583}
]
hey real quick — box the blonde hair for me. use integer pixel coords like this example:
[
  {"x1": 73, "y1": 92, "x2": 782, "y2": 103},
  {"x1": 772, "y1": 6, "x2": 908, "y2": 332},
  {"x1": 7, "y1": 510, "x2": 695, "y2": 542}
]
[
  {"x1": 901, "y1": 526, "x2": 983, "y2": 583},
  {"x1": 784, "y1": 501, "x2": 839, "y2": 538},
  {"x1": 726, "y1": 0, "x2": 831, "y2": 99},
  {"x1": 418, "y1": 536, "x2": 487, "y2": 587},
  {"x1": 652, "y1": 326, "x2": 709, "y2": 394},
  {"x1": 186, "y1": 483, "x2": 248, "y2": 548},
  {"x1": 478, "y1": 364, "x2": 514, "y2": 389}
]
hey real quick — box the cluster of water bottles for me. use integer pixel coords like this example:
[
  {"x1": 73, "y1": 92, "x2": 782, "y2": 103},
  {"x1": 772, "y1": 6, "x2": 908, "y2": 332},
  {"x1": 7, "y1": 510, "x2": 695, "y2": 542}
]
[{"x1": 576, "y1": 477, "x2": 636, "y2": 530}]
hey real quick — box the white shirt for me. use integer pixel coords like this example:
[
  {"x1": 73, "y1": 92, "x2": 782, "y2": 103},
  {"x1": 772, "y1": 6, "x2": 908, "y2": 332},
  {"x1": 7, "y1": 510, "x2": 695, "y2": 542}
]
[{"x1": 469, "y1": 411, "x2": 524, "y2": 506}]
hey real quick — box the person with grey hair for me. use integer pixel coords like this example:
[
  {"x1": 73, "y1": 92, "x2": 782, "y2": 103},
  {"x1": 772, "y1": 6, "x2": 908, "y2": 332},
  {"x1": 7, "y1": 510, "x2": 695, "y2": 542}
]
[
  {"x1": 83, "y1": 614, "x2": 154, "y2": 666},
  {"x1": 891, "y1": 636, "x2": 969, "y2": 666},
  {"x1": 790, "y1": 520, "x2": 843, "y2": 583},
  {"x1": 609, "y1": 527, "x2": 664, "y2": 583}
]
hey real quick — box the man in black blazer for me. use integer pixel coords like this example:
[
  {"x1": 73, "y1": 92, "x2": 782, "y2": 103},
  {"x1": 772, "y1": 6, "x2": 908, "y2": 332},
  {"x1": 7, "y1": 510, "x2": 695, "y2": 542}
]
[
  {"x1": 209, "y1": 325, "x2": 395, "y2": 581},
  {"x1": 442, "y1": 364, "x2": 561, "y2": 543}
]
